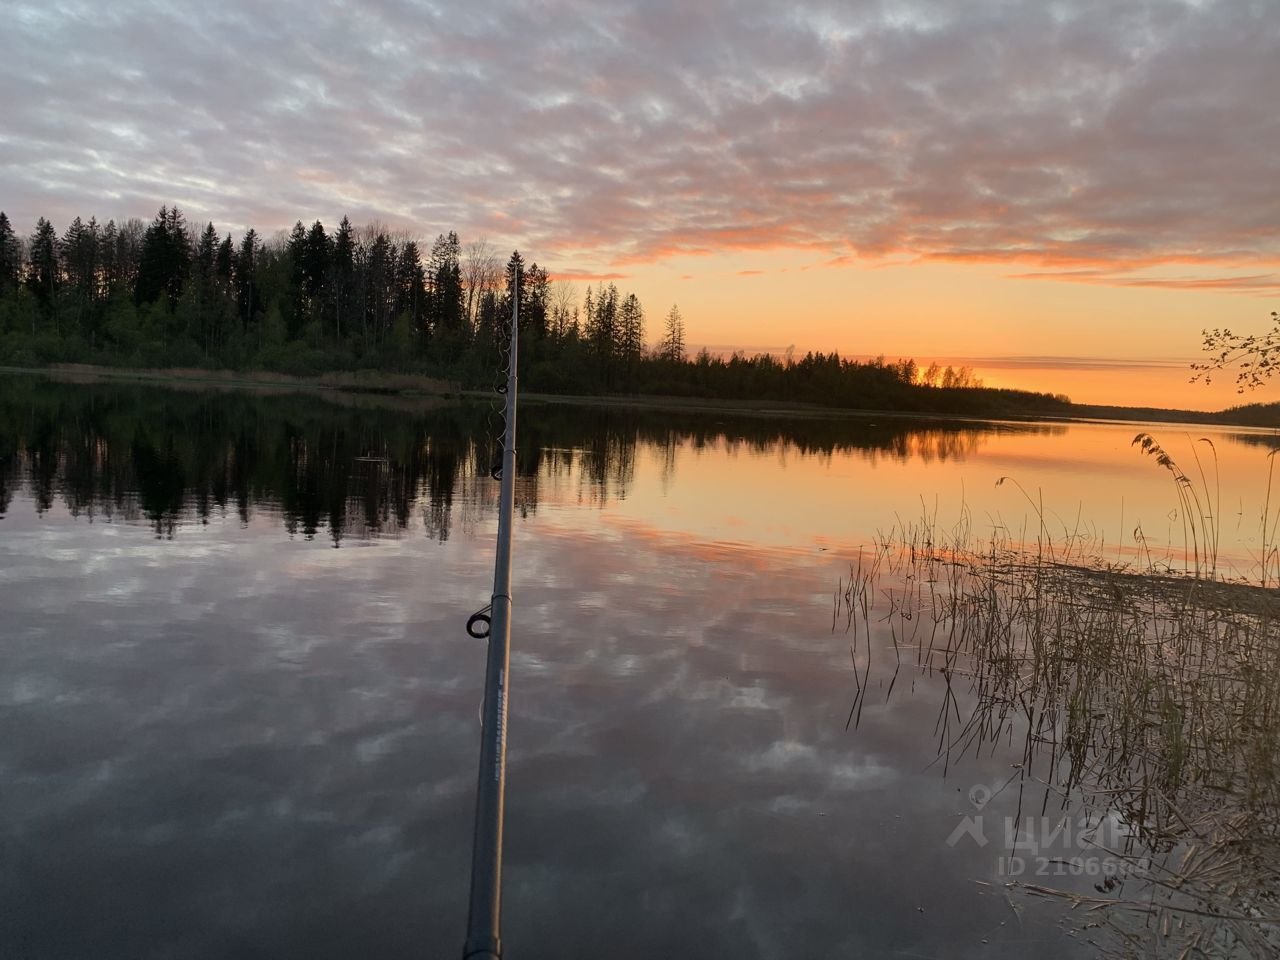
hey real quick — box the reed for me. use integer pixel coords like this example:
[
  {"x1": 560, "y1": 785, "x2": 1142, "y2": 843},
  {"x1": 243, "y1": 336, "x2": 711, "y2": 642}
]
[
  {"x1": 836, "y1": 499, "x2": 1280, "y2": 957},
  {"x1": 1132, "y1": 433, "x2": 1222, "y2": 580}
]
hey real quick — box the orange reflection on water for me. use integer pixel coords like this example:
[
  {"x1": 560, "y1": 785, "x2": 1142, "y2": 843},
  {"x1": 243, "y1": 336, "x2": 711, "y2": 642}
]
[{"x1": 533, "y1": 417, "x2": 1280, "y2": 582}]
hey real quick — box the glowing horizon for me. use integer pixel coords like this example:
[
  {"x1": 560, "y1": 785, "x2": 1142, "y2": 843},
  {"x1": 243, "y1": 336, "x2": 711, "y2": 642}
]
[{"x1": 3, "y1": 0, "x2": 1277, "y2": 412}]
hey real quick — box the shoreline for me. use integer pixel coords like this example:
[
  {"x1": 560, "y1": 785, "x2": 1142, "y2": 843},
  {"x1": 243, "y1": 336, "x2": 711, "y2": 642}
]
[{"x1": 2, "y1": 362, "x2": 1277, "y2": 430}]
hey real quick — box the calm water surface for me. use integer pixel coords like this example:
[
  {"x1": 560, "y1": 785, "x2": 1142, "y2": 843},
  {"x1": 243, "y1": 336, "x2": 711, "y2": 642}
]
[{"x1": 2, "y1": 376, "x2": 1276, "y2": 958}]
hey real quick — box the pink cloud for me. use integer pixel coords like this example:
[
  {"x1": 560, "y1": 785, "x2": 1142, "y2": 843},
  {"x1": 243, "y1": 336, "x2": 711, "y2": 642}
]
[
  {"x1": 2, "y1": 0, "x2": 1276, "y2": 282},
  {"x1": 548, "y1": 270, "x2": 631, "y2": 283},
  {"x1": 1007, "y1": 269, "x2": 1280, "y2": 295}
]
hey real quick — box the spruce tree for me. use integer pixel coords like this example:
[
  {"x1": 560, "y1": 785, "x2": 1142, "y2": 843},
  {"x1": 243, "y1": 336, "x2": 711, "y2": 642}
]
[
  {"x1": 332, "y1": 216, "x2": 354, "y2": 344},
  {"x1": 193, "y1": 223, "x2": 221, "y2": 354},
  {"x1": 163, "y1": 206, "x2": 191, "y2": 307},
  {"x1": 197, "y1": 223, "x2": 218, "y2": 278},
  {"x1": 61, "y1": 216, "x2": 102, "y2": 335},
  {"x1": 286, "y1": 221, "x2": 307, "y2": 337},
  {"x1": 216, "y1": 234, "x2": 234, "y2": 293},
  {"x1": 522, "y1": 263, "x2": 548, "y2": 345},
  {"x1": 0, "y1": 212, "x2": 19, "y2": 296},
  {"x1": 365, "y1": 231, "x2": 393, "y2": 348},
  {"x1": 586, "y1": 283, "x2": 618, "y2": 363},
  {"x1": 428, "y1": 232, "x2": 463, "y2": 335},
  {"x1": 237, "y1": 229, "x2": 260, "y2": 334},
  {"x1": 27, "y1": 217, "x2": 60, "y2": 320},
  {"x1": 397, "y1": 240, "x2": 425, "y2": 336},
  {"x1": 303, "y1": 220, "x2": 331, "y2": 336},
  {"x1": 110, "y1": 218, "x2": 145, "y2": 299},
  {"x1": 618, "y1": 292, "x2": 644, "y2": 384},
  {"x1": 136, "y1": 206, "x2": 191, "y2": 308},
  {"x1": 100, "y1": 220, "x2": 119, "y2": 298},
  {"x1": 303, "y1": 221, "x2": 330, "y2": 299}
]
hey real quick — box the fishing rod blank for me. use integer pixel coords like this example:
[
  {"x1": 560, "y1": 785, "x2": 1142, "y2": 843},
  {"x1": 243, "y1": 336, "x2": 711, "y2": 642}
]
[{"x1": 462, "y1": 267, "x2": 519, "y2": 960}]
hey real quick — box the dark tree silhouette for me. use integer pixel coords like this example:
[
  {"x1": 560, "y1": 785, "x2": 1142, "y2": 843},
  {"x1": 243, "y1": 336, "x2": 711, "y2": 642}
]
[
  {"x1": 661, "y1": 304, "x2": 686, "y2": 362},
  {"x1": 396, "y1": 240, "x2": 425, "y2": 337},
  {"x1": 26, "y1": 217, "x2": 59, "y2": 323},
  {"x1": 428, "y1": 232, "x2": 464, "y2": 337},
  {"x1": 135, "y1": 206, "x2": 191, "y2": 308},
  {"x1": 303, "y1": 220, "x2": 331, "y2": 324},
  {"x1": 0, "y1": 212, "x2": 20, "y2": 296},
  {"x1": 330, "y1": 217, "x2": 354, "y2": 345},
  {"x1": 237, "y1": 228, "x2": 261, "y2": 333},
  {"x1": 60, "y1": 216, "x2": 102, "y2": 338},
  {"x1": 0, "y1": 206, "x2": 1075, "y2": 420}
]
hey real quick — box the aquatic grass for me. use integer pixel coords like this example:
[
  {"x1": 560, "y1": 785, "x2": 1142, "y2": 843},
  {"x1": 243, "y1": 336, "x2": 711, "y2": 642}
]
[
  {"x1": 1255, "y1": 446, "x2": 1280, "y2": 589},
  {"x1": 836, "y1": 507, "x2": 1280, "y2": 958},
  {"x1": 1132, "y1": 433, "x2": 1221, "y2": 580}
]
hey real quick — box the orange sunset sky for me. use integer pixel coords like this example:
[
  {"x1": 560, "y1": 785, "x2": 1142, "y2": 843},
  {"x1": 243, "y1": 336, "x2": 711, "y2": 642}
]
[{"x1": 4, "y1": 0, "x2": 1278, "y2": 410}]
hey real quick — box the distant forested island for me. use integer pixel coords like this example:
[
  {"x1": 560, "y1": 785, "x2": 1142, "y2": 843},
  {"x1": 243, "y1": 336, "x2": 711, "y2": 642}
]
[{"x1": 0, "y1": 206, "x2": 1271, "y2": 426}]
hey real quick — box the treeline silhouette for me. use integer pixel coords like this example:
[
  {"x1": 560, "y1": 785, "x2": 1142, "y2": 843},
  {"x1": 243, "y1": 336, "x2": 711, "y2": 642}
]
[
  {"x1": 0, "y1": 378, "x2": 1063, "y2": 541},
  {"x1": 0, "y1": 207, "x2": 1072, "y2": 416}
]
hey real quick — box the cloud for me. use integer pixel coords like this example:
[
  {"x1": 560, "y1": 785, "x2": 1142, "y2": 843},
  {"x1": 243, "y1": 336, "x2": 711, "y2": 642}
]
[
  {"x1": 546, "y1": 269, "x2": 630, "y2": 283},
  {"x1": 965, "y1": 355, "x2": 1192, "y2": 372},
  {"x1": 1008, "y1": 269, "x2": 1280, "y2": 294},
  {"x1": 1, "y1": 0, "x2": 1277, "y2": 276}
]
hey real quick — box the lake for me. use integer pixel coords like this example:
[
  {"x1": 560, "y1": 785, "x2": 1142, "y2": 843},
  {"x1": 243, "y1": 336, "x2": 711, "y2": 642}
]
[{"x1": 2, "y1": 374, "x2": 1277, "y2": 959}]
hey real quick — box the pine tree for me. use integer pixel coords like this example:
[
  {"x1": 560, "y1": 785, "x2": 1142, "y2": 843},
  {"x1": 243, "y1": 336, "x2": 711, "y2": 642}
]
[{"x1": 662, "y1": 304, "x2": 686, "y2": 362}]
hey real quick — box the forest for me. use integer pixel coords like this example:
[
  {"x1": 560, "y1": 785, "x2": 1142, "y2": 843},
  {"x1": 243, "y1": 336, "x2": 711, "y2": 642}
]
[{"x1": 0, "y1": 206, "x2": 1071, "y2": 416}]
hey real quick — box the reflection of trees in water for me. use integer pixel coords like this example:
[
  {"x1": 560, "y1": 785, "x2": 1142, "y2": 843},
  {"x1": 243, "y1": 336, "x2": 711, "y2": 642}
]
[
  {"x1": 0, "y1": 380, "x2": 1063, "y2": 542},
  {"x1": 694, "y1": 424, "x2": 985, "y2": 465},
  {"x1": 580, "y1": 429, "x2": 636, "y2": 505},
  {"x1": 131, "y1": 432, "x2": 186, "y2": 539},
  {"x1": 1224, "y1": 430, "x2": 1280, "y2": 453}
]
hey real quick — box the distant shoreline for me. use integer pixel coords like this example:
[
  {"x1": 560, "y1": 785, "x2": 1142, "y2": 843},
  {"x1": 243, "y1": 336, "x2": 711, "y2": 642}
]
[{"x1": 3, "y1": 363, "x2": 1278, "y2": 430}]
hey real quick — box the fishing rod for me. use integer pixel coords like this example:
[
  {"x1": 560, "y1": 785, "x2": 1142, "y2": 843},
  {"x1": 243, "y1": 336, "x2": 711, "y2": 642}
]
[{"x1": 462, "y1": 264, "x2": 519, "y2": 960}]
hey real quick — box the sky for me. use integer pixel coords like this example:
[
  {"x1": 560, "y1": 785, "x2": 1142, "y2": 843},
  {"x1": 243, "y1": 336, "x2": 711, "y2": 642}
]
[{"x1": 2, "y1": 0, "x2": 1278, "y2": 408}]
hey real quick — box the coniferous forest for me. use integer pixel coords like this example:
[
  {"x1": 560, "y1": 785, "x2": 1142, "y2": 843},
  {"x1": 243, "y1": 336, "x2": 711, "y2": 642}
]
[{"x1": 0, "y1": 206, "x2": 1072, "y2": 416}]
